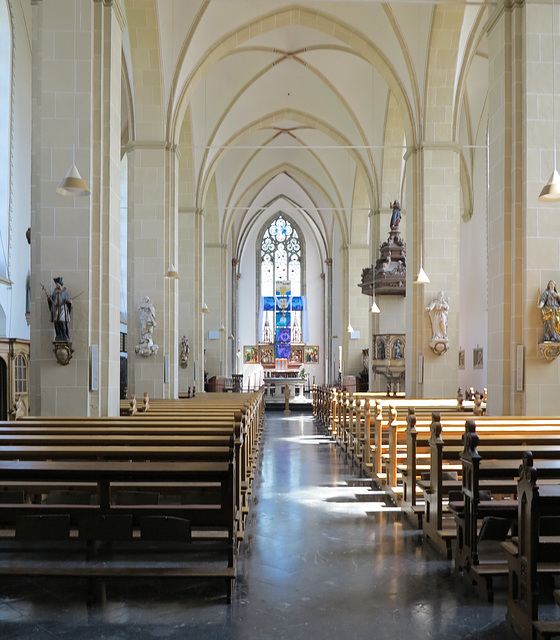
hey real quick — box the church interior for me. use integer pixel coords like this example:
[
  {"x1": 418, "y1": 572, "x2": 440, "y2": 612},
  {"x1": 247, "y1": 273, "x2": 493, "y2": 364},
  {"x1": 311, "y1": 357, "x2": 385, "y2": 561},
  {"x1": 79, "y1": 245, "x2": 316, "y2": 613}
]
[{"x1": 3, "y1": 0, "x2": 560, "y2": 637}]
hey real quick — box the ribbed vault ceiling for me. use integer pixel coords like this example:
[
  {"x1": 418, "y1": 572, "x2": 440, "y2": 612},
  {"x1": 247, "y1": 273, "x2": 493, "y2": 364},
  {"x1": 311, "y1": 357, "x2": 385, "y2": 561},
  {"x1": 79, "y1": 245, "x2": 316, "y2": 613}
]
[{"x1": 122, "y1": 0, "x2": 490, "y2": 251}]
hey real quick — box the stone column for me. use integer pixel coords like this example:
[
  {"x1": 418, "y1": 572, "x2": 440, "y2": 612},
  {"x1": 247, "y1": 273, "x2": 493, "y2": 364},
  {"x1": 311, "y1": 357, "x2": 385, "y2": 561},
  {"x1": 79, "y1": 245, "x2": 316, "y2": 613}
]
[
  {"x1": 126, "y1": 141, "x2": 169, "y2": 399},
  {"x1": 325, "y1": 258, "x2": 333, "y2": 384},
  {"x1": 232, "y1": 257, "x2": 239, "y2": 376},
  {"x1": 488, "y1": 1, "x2": 559, "y2": 415},
  {"x1": 405, "y1": 143, "x2": 461, "y2": 399},
  {"x1": 30, "y1": 0, "x2": 122, "y2": 416}
]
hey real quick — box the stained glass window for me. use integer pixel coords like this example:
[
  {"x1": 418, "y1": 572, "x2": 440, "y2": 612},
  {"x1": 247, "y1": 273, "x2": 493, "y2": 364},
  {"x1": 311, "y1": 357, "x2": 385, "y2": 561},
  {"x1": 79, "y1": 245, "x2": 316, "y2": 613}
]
[{"x1": 259, "y1": 215, "x2": 303, "y2": 347}]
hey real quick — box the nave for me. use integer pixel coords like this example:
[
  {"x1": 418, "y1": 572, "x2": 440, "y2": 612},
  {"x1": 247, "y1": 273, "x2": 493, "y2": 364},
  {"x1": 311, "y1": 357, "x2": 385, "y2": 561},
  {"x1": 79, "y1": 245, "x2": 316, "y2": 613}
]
[{"x1": 0, "y1": 410, "x2": 526, "y2": 639}]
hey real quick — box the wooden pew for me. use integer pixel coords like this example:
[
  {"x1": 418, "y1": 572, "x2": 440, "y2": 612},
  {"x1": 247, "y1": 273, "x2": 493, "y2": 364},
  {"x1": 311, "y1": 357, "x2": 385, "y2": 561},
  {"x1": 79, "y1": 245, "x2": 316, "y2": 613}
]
[
  {"x1": 22, "y1": 389, "x2": 265, "y2": 514},
  {"x1": 397, "y1": 414, "x2": 560, "y2": 547},
  {"x1": 0, "y1": 395, "x2": 265, "y2": 604},
  {"x1": 502, "y1": 453, "x2": 560, "y2": 640},
  {"x1": 452, "y1": 426, "x2": 560, "y2": 603},
  {"x1": 0, "y1": 415, "x2": 252, "y2": 539},
  {"x1": 0, "y1": 456, "x2": 238, "y2": 603}
]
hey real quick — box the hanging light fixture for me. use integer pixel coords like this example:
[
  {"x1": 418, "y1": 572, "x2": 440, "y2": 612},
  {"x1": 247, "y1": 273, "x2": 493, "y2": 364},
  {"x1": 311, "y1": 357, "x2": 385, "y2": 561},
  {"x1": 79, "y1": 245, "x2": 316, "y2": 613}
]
[
  {"x1": 57, "y1": 1, "x2": 89, "y2": 197},
  {"x1": 414, "y1": 231, "x2": 430, "y2": 284},
  {"x1": 56, "y1": 160, "x2": 90, "y2": 197},
  {"x1": 165, "y1": 264, "x2": 179, "y2": 279},
  {"x1": 346, "y1": 322, "x2": 355, "y2": 333},
  {"x1": 202, "y1": 302, "x2": 209, "y2": 313},
  {"x1": 369, "y1": 264, "x2": 380, "y2": 312},
  {"x1": 415, "y1": 266, "x2": 430, "y2": 284},
  {"x1": 539, "y1": 0, "x2": 560, "y2": 201}
]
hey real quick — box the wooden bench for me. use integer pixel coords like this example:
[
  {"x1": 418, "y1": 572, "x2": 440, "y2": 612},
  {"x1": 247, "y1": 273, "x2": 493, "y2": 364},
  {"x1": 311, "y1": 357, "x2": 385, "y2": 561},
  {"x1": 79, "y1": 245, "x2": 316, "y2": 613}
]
[
  {"x1": 0, "y1": 455, "x2": 238, "y2": 603},
  {"x1": 502, "y1": 453, "x2": 560, "y2": 640},
  {"x1": 0, "y1": 392, "x2": 266, "y2": 604},
  {"x1": 0, "y1": 415, "x2": 253, "y2": 537},
  {"x1": 451, "y1": 426, "x2": 560, "y2": 603},
  {"x1": 394, "y1": 414, "x2": 560, "y2": 554}
]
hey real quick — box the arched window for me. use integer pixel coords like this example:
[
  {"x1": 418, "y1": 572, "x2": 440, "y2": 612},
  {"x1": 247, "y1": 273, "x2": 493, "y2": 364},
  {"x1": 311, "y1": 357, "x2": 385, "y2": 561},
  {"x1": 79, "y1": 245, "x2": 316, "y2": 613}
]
[
  {"x1": 14, "y1": 354, "x2": 27, "y2": 394},
  {"x1": 258, "y1": 214, "x2": 306, "y2": 362},
  {"x1": 0, "y1": 1, "x2": 11, "y2": 277}
]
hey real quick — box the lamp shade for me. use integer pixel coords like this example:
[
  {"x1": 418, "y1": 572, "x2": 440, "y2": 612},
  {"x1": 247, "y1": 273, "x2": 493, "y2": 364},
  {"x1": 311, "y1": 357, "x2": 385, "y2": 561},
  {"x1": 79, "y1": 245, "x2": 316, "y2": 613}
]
[
  {"x1": 56, "y1": 163, "x2": 90, "y2": 197},
  {"x1": 165, "y1": 264, "x2": 179, "y2": 279},
  {"x1": 538, "y1": 169, "x2": 560, "y2": 202},
  {"x1": 202, "y1": 302, "x2": 210, "y2": 313},
  {"x1": 346, "y1": 322, "x2": 354, "y2": 333},
  {"x1": 370, "y1": 299, "x2": 380, "y2": 313},
  {"x1": 414, "y1": 266, "x2": 430, "y2": 284}
]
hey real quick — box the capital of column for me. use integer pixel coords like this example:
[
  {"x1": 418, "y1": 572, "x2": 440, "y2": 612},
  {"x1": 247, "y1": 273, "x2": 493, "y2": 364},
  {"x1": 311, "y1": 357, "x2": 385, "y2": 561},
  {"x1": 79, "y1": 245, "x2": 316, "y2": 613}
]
[{"x1": 94, "y1": 0, "x2": 126, "y2": 31}]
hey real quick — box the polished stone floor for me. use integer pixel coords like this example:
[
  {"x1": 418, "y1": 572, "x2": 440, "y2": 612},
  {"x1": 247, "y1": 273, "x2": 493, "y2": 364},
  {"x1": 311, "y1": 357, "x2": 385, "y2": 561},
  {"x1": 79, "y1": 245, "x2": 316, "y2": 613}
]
[{"x1": 0, "y1": 411, "x2": 527, "y2": 639}]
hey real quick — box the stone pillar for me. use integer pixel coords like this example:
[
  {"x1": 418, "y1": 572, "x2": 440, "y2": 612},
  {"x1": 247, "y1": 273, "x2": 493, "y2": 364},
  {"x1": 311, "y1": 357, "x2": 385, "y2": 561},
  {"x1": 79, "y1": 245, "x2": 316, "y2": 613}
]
[
  {"x1": 30, "y1": 0, "x2": 122, "y2": 416},
  {"x1": 405, "y1": 144, "x2": 461, "y2": 399},
  {"x1": 488, "y1": 1, "x2": 560, "y2": 415},
  {"x1": 347, "y1": 242, "x2": 370, "y2": 380},
  {"x1": 231, "y1": 257, "x2": 239, "y2": 377},
  {"x1": 194, "y1": 207, "x2": 205, "y2": 393},
  {"x1": 126, "y1": 141, "x2": 168, "y2": 399},
  {"x1": 325, "y1": 257, "x2": 333, "y2": 384},
  {"x1": 89, "y1": 0, "x2": 124, "y2": 415},
  {"x1": 162, "y1": 146, "x2": 179, "y2": 399}
]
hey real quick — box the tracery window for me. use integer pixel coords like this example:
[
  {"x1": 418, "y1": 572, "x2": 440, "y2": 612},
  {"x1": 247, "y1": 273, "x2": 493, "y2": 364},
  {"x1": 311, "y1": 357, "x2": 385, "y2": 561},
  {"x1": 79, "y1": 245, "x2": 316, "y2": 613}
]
[
  {"x1": 259, "y1": 215, "x2": 305, "y2": 358},
  {"x1": 260, "y1": 216, "x2": 301, "y2": 297}
]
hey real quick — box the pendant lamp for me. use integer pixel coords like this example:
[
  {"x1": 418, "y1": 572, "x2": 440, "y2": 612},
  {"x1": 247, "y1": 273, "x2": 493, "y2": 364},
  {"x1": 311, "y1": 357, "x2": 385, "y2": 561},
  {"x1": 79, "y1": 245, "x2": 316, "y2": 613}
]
[
  {"x1": 415, "y1": 234, "x2": 430, "y2": 284},
  {"x1": 370, "y1": 299, "x2": 380, "y2": 313},
  {"x1": 414, "y1": 266, "x2": 430, "y2": 284},
  {"x1": 57, "y1": 2, "x2": 89, "y2": 197},
  {"x1": 165, "y1": 264, "x2": 179, "y2": 279},
  {"x1": 56, "y1": 158, "x2": 90, "y2": 197}
]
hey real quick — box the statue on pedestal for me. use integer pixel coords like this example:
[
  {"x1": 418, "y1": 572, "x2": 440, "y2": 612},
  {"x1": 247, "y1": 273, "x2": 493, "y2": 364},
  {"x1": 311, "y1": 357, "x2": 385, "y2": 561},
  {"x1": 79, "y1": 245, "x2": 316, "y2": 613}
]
[
  {"x1": 426, "y1": 291, "x2": 450, "y2": 355},
  {"x1": 42, "y1": 277, "x2": 74, "y2": 365},
  {"x1": 180, "y1": 335, "x2": 190, "y2": 368},
  {"x1": 135, "y1": 296, "x2": 158, "y2": 357},
  {"x1": 538, "y1": 280, "x2": 560, "y2": 342}
]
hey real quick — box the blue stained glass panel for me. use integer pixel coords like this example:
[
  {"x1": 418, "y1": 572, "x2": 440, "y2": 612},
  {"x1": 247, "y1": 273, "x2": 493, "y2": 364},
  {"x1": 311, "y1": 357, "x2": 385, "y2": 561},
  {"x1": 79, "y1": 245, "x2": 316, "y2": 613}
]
[
  {"x1": 291, "y1": 296, "x2": 303, "y2": 311},
  {"x1": 276, "y1": 328, "x2": 291, "y2": 343},
  {"x1": 263, "y1": 297, "x2": 275, "y2": 311},
  {"x1": 275, "y1": 312, "x2": 290, "y2": 328},
  {"x1": 276, "y1": 342, "x2": 291, "y2": 359}
]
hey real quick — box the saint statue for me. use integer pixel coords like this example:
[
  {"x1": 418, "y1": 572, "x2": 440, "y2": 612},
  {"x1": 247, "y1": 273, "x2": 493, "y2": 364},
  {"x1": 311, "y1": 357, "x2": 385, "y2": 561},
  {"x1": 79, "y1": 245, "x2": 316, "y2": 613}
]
[
  {"x1": 426, "y1": 291, "x2": 449, "y2": 341},
  {"x1": 42, "y1": 277, "x2": 72, "y2": 342},
  {"x1": 180, "y1": 335, "x2": 190, "y2": 368},
  {"x1": 390, "y1": 200, "x2": 401, "y2": 230},
  {"x1": 135, "y1": 296, "x2": 159, "y2": 356},
  {"x1": 11, "y1": 396, "x2": 25, "y2": 420},
  {"x1": 538, "y1": 280, "x2": 560, "y2": 341}
]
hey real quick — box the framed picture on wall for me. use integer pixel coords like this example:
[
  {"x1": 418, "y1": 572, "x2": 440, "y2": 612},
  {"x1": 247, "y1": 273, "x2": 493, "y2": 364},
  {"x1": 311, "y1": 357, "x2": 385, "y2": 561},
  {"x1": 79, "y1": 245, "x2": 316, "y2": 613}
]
[
  {"x1": 458, "y1": 349, "x2": 465, "y2": 370},
  {"x1": 289, "y1": 345, "x2": 304, "y2": 365},
  {"x1": 473, "y1": 347, "x2": 483, "y2": 370},
  {"x1": 304, "y1": 346, "x2": 319, "y2": 363},
  {"x1": 259, "y1": 345, "x2": 275, "y2": 367},
  {"x1": 244, "y1": 346, "x2": 258, "y2": 364}
]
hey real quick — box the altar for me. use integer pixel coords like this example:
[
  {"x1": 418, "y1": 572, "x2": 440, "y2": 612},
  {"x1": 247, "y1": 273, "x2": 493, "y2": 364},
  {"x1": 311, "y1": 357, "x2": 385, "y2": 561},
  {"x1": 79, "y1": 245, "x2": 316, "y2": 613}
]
[{"x1": 262, "y1": 371, "x2": 310, "y2": 408}]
